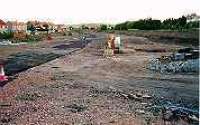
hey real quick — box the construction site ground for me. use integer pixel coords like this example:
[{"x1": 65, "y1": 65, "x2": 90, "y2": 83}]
[{"x1": 0, "y1": 32, "x2": 199, "y2": 125}]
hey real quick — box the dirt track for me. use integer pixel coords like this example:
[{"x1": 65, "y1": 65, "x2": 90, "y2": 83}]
[{"x1": 0, "y1": 34, "x2": 199, "y2": 125}]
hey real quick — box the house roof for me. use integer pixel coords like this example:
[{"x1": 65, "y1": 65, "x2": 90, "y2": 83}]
[{"x1": 0, "y1": 19, "x2": 6, "y2": 25}]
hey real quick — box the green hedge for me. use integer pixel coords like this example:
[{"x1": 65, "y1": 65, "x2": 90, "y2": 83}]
[
  {"x1": 0, "y1": 31, "x2": 14, "y2": 39},
  {"x1": 114, "y1": 15, "x2": 199, "y2": 31}
]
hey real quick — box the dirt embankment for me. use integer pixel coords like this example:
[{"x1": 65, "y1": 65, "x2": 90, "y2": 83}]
[{"x1": 113, "y1": 30, "x2": 199, "y2": 46}]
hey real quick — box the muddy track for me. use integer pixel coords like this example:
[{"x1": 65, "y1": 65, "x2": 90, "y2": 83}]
[{"x1": 3, "y1": 39, "x2": 94, "y2": 79}]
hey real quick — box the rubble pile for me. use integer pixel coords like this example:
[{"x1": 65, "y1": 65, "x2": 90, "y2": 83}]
[
  {"x1": 148, "y1": 58, "x2": 199, "y2": 73},
  {"x1": 0, "y1": 40, "x2": 27, "y2": 45},
  {"x1": 148, "y1": 100, "x2": 199, "y2": 124},
  {"x1": 148, "y1": 48, "x2": 199, "y2": 73}
]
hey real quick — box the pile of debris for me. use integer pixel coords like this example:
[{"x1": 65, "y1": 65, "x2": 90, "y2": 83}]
[
  {"x1": 148, "y1": 100, "x2": 199, "y2": 124},
  {"x1": 148, "y1": 48, "x2": 199, "y2": 73},
  {"x1": 0, "y1": 40, "x2": 27, "y2": 46}
]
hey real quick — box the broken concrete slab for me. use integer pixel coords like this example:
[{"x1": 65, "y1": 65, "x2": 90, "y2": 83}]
[{"x1": 148, "y1": 58, "x2": 199, "y2": 73}]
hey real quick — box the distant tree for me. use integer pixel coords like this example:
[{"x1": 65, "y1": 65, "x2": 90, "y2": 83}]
[
  {"x1": 114, "y1": 14, "x2": 199, "y2": 31},
  {"x1": 185, "y1": 13, "x2": 200, "y2": 21},
  {"x1": 114, "y1": 22, "x2": 128, "y2": 30},
  {"x1": 126, "y1": 21, "x2": 135, "y2": 29},
  {"x1": 114, "y1": 24, "x2": 121, "y2": 30},
  {"x1": 177, "y1": 16, "x2": 187, "y2": 30},
  {"x1": 81, "y1": 25, "x2": 89, "y2": 30},
  {"x1": 43, "y1": 24, "x2": 49, "y2": 34},
  {"x1": 0, "y1": 31, "x2": 14, "y2": 39},
  {"x1": 107, "y1": 25, "x2": 114, "y2": 30},
  {"x1": 124, "y1": 19, "x2": 161, "y2": 30},
  {"x1": 69, "y1": 26, "x2": 73, "y2": 30},
  {"x1": 185, "y1": 13, "x2": 200, "y2": 29},
  {"x1": 132, "y1": 20, "x2": 145, "y2": 30},
  {"x1": 186, "y1": 20, "x2": 199, "y2": 29},
  {"x1": 162, "y1": 16, "x2": 187, "y2": 30},
  {"x1": 100, "y1": 24, "x2": 107, "y2": 30},
  {"x1": 81, "y1": 25, "x2": 85, "y2": 30},
  {"x1": 162, "y1": 18, "x2": 173, "y2": 29},
  {"x1": 27, "y1": 21, "x2": 35, "y2": 32},
  {"x1": 43, "y1": 24, "x2": 49, "y2": 31}
]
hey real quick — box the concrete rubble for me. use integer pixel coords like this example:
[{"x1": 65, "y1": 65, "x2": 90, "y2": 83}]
[
  {"x1": 0, "y1": 40, "x2": 27, "y2": 46},
  {"x1": 147, "y1": 100, "x2": 199, "y2": 124},
  {"x1": 148, "y1": 58, "x2": 199, "y2": 73},
  {"x1": 148, "y1": 48, "x2": 199, "y2": 73}
]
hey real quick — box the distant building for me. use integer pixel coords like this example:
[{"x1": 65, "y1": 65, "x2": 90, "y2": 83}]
[
  {"x1": 0, "y1": 19, "x2": 7, "y2": 31},
  {"x1": 27, "y1": 20, "x2": 56, "y2": 32},
  {"x1": 7, "y1": 21, "x2": 27, "y2": 32},
  {"x1": 68, "y1": 23, "x2": 101, "y2": 30}
]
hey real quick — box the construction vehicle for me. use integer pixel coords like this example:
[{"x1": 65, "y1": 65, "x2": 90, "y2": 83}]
[{"x1": 106, "y1": 34, "x2": 122, "y2": 54}]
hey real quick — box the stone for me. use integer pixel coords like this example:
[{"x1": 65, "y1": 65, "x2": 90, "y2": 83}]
[{"x1": 136, "y1": 109, "x2": 145, "y2": 114}]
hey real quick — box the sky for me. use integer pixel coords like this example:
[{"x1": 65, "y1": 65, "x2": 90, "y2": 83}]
[{"x1": 0, "y1": 0, "x2": 199, "y2": 24}]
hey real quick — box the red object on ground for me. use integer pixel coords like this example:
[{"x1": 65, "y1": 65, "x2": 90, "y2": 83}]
[
  {"x1": 0, "y1": 75, "x2": 8, "y2": 82},
  {"x1": 0, "y1": 64, "x2": 8, "y2": 82}
]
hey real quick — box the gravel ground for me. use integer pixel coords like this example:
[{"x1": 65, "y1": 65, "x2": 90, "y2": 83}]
[{"x1": 0, "y1": 34, "x2": 199, "y2": 125}]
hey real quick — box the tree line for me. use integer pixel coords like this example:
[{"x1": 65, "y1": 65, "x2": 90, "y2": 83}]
[{"x1": 101, "y1": 13, "x2": 199, "y2": 31}]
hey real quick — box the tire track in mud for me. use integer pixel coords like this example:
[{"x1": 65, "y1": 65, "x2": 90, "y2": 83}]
[{"x1": 1, "y1": 39, "x2": 96, "y2": 87}]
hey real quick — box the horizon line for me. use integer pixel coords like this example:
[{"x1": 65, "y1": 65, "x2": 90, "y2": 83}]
[{"x1": 1, "y1": 13, "x2": 199, "y2": 25}]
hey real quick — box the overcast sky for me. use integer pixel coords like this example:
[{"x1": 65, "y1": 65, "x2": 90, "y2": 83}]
[{"x1": 0, "y1": 0, "x2": 199, "y2": 24}]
